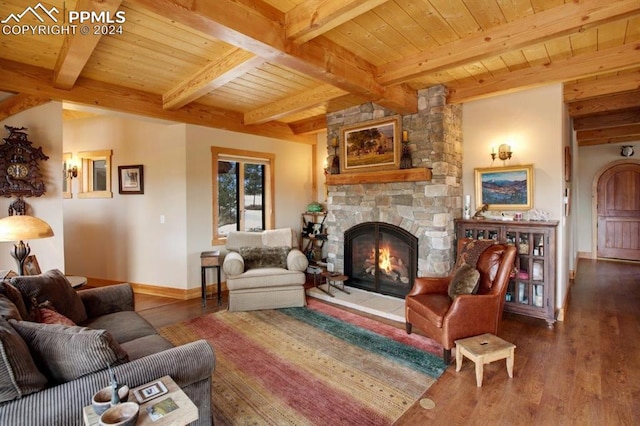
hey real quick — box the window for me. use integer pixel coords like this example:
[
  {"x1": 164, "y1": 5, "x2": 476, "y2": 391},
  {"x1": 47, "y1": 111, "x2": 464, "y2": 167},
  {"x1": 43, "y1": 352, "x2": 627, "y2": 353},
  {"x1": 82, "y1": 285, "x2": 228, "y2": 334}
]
[
  {"x1": 78, "y1": 149, "x2": 112, "y2": 198},
  {"x1": 212, "y1": 147, "x2": 274, "y2": 244}
]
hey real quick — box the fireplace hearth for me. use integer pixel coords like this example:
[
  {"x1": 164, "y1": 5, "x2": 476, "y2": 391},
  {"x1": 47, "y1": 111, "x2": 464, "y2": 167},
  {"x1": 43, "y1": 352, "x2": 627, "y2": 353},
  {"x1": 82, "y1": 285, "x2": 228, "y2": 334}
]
[{"x1": 344, "y1": 222, "x2": 418, "y2": 298}]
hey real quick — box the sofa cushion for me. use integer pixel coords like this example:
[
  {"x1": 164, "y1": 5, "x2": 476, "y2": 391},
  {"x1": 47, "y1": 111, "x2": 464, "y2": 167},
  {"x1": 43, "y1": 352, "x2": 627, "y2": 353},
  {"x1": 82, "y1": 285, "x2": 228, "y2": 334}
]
[
  {"x1": 239, "y1": 246, "x2": 290, "y2": 271},
  {"x1": 119, "y1": 334, "x2": 174, "y2": 361},
  {"x1": 11, "y1": 269, "x2": 87, "y2": 324},
  {"x1": 448, "y1": 264, "x2": 481, "y2": 299},
  {"x1": 226, "y1": 267, "x2": 306, "y2": 290},
  {"x1": 10, "y1": 320, "x2": 129, "y2": 384},
  {"x1": 83, "y1": 310, "x2": 158, "y2": 344},
  {"x1": 0, "y1": 317, "x2": 48, "y2": 403},
  {"x1": 0, "y1": 281, "x2": 29, "y2": 320}
]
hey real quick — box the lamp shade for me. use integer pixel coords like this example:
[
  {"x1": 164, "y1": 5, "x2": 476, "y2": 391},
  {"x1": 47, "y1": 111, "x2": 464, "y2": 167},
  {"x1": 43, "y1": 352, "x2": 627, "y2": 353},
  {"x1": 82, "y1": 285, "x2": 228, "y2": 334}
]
[{"x1": 0, "y1": 215, "x2": 54, "y2": 241}]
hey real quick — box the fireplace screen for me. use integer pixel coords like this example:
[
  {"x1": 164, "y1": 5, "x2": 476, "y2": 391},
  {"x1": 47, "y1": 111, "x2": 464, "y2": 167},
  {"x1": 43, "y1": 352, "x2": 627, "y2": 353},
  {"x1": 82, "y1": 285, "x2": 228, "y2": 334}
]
[{"x1": 344, "y1": 222, "x2": 417, "y2": 298}]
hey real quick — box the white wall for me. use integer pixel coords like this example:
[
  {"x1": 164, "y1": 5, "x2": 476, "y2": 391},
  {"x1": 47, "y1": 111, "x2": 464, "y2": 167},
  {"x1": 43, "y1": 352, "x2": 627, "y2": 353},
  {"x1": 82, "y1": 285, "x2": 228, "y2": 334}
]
[
  {"x1": 462, "y1": 85, "x2": 569, "y2": 309},
  {"x1": 63, "y1": 116, "x2": 189, "y2": 288},
  {"x1": 0, "y1": 102, "x2": 65, "y2": 273},
  {"x1": 576, "y1": 141, "x2": 640, "y2": 257},
  {"x1": 63, "y1": 115, "x2": 315, "y2": 292},
  {"x1": 184, "y1": 125, "x2": 314, "y2": 288}
]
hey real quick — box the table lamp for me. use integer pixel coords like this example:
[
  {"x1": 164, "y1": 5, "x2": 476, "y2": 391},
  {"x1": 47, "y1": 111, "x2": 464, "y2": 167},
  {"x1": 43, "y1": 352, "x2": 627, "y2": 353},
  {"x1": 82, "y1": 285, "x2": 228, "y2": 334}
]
[{"x1": 0, "y1": 215, "x2": 54, "y2": 275}]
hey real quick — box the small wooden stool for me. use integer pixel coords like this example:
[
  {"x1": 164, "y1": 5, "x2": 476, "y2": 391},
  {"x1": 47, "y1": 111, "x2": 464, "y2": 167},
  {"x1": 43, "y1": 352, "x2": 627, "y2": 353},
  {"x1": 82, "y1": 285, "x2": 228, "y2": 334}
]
[{"x1": 455, "y1": 333, "x2": 515, "y2": 387}]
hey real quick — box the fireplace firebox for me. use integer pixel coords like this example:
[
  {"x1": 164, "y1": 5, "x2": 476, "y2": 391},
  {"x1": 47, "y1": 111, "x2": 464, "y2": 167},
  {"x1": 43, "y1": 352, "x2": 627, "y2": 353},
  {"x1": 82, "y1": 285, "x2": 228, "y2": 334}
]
[{"x1": 344, "y1": 222, "x2": 418, "y2": 298}]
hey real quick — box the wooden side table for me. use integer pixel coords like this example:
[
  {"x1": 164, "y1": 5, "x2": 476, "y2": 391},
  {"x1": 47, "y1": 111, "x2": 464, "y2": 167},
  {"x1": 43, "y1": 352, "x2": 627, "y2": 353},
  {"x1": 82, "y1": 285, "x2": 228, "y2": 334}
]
[
  {"x1": 455, "y1": 333, "x2": 515, "y2": 387},
  {"x1": 67, "y1": 276, "x2": 87, "y2": 289},
  {"x1": 320, "y1": 271, "x2": 350, "y2": 297},
  {"x1": 201, "y1": 251, "x2": 221, "y2": 307},
  {"x1": 83, "y1": 375, "x2": 198, "y2": 426}
]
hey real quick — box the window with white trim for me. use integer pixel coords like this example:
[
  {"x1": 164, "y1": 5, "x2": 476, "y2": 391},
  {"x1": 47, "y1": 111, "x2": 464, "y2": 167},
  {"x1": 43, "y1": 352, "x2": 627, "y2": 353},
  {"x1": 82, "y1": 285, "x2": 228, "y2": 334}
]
[{"x1": 211, "y1": 147, "x2": 274, "y2": 244}]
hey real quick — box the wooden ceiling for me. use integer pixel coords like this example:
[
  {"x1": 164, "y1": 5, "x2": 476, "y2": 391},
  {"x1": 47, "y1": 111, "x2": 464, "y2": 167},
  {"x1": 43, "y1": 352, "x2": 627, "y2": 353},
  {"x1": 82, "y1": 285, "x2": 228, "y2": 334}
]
[{"x1": 0, "y1": 0, "x2": 639, "y2": 145}]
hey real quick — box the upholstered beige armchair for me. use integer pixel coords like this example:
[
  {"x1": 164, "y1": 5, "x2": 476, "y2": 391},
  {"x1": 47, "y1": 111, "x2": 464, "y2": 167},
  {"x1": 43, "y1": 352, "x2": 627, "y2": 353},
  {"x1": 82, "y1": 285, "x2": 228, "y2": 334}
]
[{"x1": 222, "y1": 228, "x2": 308, "y2": 311}]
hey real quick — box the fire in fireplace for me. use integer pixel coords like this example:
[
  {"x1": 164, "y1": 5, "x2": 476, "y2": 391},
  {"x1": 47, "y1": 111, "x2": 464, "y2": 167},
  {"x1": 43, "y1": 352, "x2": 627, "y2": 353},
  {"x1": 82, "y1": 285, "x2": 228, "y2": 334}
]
[{"x1": 344, "y1": 222, "x2": 417, "y2": 298}]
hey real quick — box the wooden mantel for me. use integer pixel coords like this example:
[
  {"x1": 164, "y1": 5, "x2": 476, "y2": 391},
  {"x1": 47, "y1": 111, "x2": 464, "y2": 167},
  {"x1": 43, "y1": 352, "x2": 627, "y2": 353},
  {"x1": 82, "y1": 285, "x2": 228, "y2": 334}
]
[{"x1": 325, "y1": 168, "x2": 432, "y2": 185}]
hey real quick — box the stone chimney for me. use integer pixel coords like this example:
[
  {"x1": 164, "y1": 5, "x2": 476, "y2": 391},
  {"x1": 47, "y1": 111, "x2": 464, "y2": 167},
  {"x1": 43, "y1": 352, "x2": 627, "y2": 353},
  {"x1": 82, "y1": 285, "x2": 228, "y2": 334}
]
[{"x1": 325, "y1": 85, "x2": 463, "y2": 278}]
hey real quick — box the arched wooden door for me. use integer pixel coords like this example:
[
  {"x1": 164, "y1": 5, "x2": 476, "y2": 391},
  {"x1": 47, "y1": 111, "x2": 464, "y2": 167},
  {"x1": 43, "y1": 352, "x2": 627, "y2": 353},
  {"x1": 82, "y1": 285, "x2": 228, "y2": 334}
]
[{"x1": 597, "y1": 163, "x2": 640, "y2": 261}]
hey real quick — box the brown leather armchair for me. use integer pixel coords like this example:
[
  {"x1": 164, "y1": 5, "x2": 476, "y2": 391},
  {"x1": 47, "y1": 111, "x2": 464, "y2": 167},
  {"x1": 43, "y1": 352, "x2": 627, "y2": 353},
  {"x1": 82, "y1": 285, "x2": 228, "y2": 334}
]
[{"x1": 405, "y1": 239, "x2": 517, "y2": 363}]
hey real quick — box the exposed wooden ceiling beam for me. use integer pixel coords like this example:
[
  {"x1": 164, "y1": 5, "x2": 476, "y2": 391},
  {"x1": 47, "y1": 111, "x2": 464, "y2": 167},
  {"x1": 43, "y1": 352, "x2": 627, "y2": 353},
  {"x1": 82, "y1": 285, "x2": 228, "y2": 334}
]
[
  {"x1": 448, "y1": 43, "x2": 640, "y2": 104},
  {"x1": 564, "y1": 71, "x2": 640, "y2": 102},
  {"x1": 578, "y1": 134, "x2": 640, "y2": 147},
  {"x1": 289, "y1": 115, "x2": 327, "y2": 135},
  {"x1": 568, "y1": 90, "x2": 640, "y2": 118},
  {"x1": 164, "y1": 49, "x2": 265, "y2": 110},
  {"x1": 376, "y1": 0, "x2": 639, "y2": 86},
  {"x1": 577, "y1": 124, "x2": 640, "y2": 144},
  {"x1": 286, "y1": 0, "x2": 388, "y2": 44},
  {"x1": 0, "y1": 58, "x2": 314, "y2": 144},
  {"x1": 245, "y1": 84, "x2": 347, "y2": 125},
  {"x1": 127, "y1": 0, "x2": 415, "y2": 114},
  {"x1": 127, "y1": 0, "x2": 287, "y2": 56},
  {"x1": 0, "y1": 93, "x2": 51, "y2": 121},
  {"x1": 53, "y1": 0, "x2": 123, "y2": 89},
  {"x1": 572, "y1": 108, "x2": 640, "y2": 131}
]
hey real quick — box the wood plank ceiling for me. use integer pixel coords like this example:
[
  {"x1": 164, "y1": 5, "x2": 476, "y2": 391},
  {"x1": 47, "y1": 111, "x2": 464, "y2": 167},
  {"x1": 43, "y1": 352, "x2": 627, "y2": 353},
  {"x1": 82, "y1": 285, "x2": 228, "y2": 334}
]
[{"x1": 0, "y1": 0, "x2": 638, "y2": 145}]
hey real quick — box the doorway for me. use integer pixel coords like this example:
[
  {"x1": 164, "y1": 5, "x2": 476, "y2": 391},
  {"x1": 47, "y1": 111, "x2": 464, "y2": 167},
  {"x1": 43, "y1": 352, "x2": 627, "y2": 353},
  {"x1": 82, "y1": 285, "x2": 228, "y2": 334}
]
[{"x1": 596, "y1": 161, "x2": 640, "y2": 261}]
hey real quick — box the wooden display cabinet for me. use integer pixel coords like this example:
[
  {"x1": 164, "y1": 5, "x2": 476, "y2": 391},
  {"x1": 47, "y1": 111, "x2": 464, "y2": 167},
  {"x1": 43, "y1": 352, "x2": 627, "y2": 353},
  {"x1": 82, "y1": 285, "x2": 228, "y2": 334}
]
[{"x1": 455, "y1": 219, "x2": 559, "y2": 329}]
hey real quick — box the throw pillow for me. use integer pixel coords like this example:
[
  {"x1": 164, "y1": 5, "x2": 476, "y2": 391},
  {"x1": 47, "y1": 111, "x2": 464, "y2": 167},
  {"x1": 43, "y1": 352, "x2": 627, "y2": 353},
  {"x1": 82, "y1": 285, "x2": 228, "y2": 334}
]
[
  {"x1": 0, "y1": 282, "x2": 29, "y2": 320},
  {"x1": 11, "y1": 269, "x2": 87, "y2": 324},
  {"x1": 239, "y1": 246, "x2": 291, "y2": 271},
  {"x1": 0, "y1": 317, "x2": 48, "y2": 403},
  {"x1": 455, "y1": 239, "x2": 497, "y2": 269},
  {"x1": 0, "y1": 294, "x2": 22, "y2": 321},
  {"x1": 10, "y1": 320, "x2": 129, "y2": 384},
  {"x1": 33, "y1": 301, "x2": 76, "y2": 326},
  {"x1": 448, "y1": 264, "x2": 481, "y2": 299}
]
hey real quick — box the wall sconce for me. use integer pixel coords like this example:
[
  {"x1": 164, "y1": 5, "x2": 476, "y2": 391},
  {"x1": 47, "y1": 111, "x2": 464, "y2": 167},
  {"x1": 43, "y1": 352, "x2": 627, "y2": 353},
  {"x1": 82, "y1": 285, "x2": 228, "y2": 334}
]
[
  {"x1": 64, "y1": 162, "x2": 78, "y2": 179},
  {"x1": 68, "y1": 165, "x2": 78, "y2": 179},
  {"x1": 491, "y1": 144, "x2": 513, "y2": 161}
]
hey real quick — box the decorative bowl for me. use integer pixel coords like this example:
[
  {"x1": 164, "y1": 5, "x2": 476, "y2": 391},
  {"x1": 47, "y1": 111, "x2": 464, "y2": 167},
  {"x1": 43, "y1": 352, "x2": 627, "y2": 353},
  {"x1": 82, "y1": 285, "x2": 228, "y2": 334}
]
[
  {"x1": 99, "y1": 402, "x2": 139, "y2": 426},
  {"x1": 92, "y1": 385, "x2": 130, "y2": 415}
]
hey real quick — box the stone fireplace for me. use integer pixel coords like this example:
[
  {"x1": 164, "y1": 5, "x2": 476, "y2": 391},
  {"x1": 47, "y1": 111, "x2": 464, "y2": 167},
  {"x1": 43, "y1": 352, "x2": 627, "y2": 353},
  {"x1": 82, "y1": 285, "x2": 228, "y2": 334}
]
[
  {"x1": 345, "y1": 222, "x2": 417, "y2": 298},
  {"x1": 324, "y1": 85, "x2": 463, "y2": 289}
]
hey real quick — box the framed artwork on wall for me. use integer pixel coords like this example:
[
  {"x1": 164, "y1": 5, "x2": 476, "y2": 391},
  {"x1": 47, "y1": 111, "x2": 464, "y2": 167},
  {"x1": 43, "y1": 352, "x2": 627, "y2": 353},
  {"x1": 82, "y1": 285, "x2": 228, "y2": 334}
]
[
  {"x1": 118, "y1": 164, "x2": 144, "y2": 194},
  {"x1": 474, "y1": 164, "x2": 534, "y2": 210},
  {"x1": 340, "y1": 115, "x2": 401, "y2": 173}
]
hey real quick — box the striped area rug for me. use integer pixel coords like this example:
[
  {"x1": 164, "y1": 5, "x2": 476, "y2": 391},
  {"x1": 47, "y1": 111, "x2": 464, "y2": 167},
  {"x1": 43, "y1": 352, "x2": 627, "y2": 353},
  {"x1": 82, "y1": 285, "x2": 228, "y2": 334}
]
[{"x1": 159, "y1": 299, "x2": 445, "y2": 425}]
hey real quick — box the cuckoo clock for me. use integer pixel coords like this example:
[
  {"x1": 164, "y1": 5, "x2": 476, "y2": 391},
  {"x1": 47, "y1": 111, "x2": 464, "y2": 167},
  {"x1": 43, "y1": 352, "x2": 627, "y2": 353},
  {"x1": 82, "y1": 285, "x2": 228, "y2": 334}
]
[{"x1": 0, "y1": 126, "x2": 49, "y2": 215}]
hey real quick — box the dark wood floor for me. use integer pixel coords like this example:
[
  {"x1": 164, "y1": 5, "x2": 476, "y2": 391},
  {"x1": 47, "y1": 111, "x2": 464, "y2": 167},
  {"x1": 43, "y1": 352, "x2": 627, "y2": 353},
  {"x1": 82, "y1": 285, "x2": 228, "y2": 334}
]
[{"x1": 134, "y1": 258, "x2": 640, "y2": 425}]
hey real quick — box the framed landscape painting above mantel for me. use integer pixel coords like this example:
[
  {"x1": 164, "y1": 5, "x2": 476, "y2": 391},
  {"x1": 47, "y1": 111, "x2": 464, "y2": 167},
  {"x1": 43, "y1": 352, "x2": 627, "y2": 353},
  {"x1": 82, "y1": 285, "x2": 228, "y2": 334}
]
[
  {"x1": 475, "y1": 164, "x2": 534, "y2": 210},
  {"x1": 340, "y1": 116, "x2": 401, "y2": 174}
]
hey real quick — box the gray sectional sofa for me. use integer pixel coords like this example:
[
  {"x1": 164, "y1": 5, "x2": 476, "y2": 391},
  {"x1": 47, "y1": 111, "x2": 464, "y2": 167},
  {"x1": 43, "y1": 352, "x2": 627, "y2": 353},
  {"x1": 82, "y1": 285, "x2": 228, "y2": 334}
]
[{"x1": 0, "y1": 269, "x2": 215, "y2": 426}]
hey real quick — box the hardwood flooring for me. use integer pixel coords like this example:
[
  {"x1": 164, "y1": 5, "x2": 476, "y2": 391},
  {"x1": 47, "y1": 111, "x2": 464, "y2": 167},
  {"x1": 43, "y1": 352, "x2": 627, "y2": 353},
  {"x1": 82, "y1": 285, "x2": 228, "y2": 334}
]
[{"x1": 134, "y1": 259, "x2": 640, "y2": 425}]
